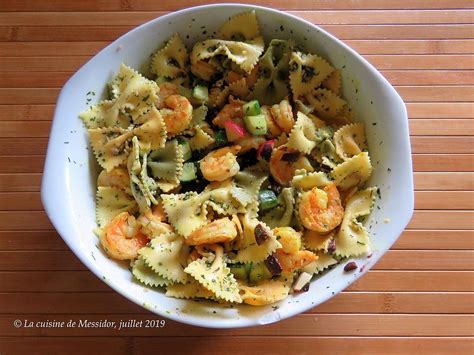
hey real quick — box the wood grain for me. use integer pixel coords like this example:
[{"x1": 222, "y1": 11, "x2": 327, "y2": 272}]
[{"x1": 0, "y1": 2, "x2": 472, "y2": 352}]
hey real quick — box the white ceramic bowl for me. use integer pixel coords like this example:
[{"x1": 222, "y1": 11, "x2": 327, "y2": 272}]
[{"x1": 41, "y1": 3, "x2": 414, "y2": 328}]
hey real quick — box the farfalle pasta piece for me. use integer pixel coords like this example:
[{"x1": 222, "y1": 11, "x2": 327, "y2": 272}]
[
  {"x1": 189, "y1": 125, "x2": 216, "y2": 151},
  {"x1": 133, "y1": 106, "x2": 167, "y2": 150},
  {"x1": 96, "y1": 186, "x2": 137, "y2": 227},
  {"x1": 165, "y1": 280, "x2": 216, "y2": 300},
  {"x1": 305, "y1": 88, "x2": 346, "y2": 120},
  {"x1": 79, "y1": 100, "x2": 121, "y2": 129},
  {"x1": 305, "y1": 252, "x2": 338, "y2": 274},
  {"x1": 217, "y1": 11, "x2": 260, "y2": 41},
  {"x1": 139, "y1": 232, "x2": 189, "y2": 283},
  {"x1": 230, "y1": 163, "x2": 268, "y2": 207},
  {"x1": 322, "y1": 69, "x2": 342, "y2": 94},
  {"x1": 97, "y1": 167, "x2": 131, "y2": 193},
  {"x1": 238, "y1": 277, "x2": 292, "y2": 306},
  {"x1": 148, "y1": 139, "x2": 184, "y2": 187},
  {"x1": 334, "y1": 122, "x2": 367, "y2": 160},
  {"x1": 302, "y1": 229, "x2": 335, "y2": 252},
  {"x1": 335, "y1": 187, "x2": 376, "y2": 257},
  {"x1": 191, "y1": 37, "x2": 264, "y2": 73},
  {"x1": 150, "y1": 34, "x2": 189, "y2": 79},
  {"x1": 289, "y1": 52, "x2": 334, "y2": 98},
  {"x1": 139, "y1": 153, "x2": 158, "y2": 205},
  {"x1": 261, "y1": 187, "x2": 295, "y2": 229},
  {"x1": 184, "y1": 245, "x2": 242, "y2": 303},
  {"x1": 234, "y1": 214, "x2": 282, "y2": 263},
  {"x1": 287, "y1": 112, "x2": 318, "y2": 154},
  {"x1": 248, "y1": 39, "x2": 294, "y2": 105},
  {"x1": 291, "y1": 170, "x2": 331, "y2": 190},
  {"x1": 331, "y1": 152, "x2": 372, "y2": 190},
  {"x1": 132, "y1": 257, "x2": 173, "y2": 287},
  {"x1": 161, "y1": 192, "x2": 207, "y2": 237},
  {"x1": 88, "y1": 127, "x2": 133, "y2": 172}
]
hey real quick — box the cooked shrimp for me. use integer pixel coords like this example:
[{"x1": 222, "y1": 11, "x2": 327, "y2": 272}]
[
  {"x1": 100, "y1": 212, "x2": 149, "y2": 260},
  {"x1": 185, "y1": 217, "x2": 238, "y2": 245},
  {"x1": 235, "y1": 134, "x2": 266, "y2": 153},
  {"x1": 299, "y1": 183, "x2": 344, "y2": 233},
  {"x1": 161, "y1": 95, "x2": 193, "y2": 135},
  {"x1": 191, "y1": 60, "x2": 218, "y2": 81},
  {"x1": 275, "y1": 249, "x2": 317, "y2": 273},
  {"x1": 137, "y1": 211, "x2": 173, "y2": 239},
  {"x1": 156, "y1": 82, "x2": 179, "y2": 108},
  {"x1": 200, "y1": 145, "x2": 241, "y2": 181},
  {"x1": 261, "y1": 105, "x2": 282, "y2": 138},
  {"x1": 271, "y1": 99, "x2": 295, "y2": 133},
  {"x1": 270, "y1": 145, "x2": 312, "y2": 186},
  {"x1": 97, "y1": 167, "x2": 130, "y2": 191},
  {"x1": 212, "y1": 98, "x2": 244, "y2": 128},
  {"x1": 151, "y1": 202, "x2": 168, "y2": 222}
]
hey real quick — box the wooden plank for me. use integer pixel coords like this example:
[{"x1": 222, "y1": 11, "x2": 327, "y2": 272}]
[
  {"x1": 0, "y1": 156, "x2": 45, "y2": 173},
  {"x1": 1, "y1": 25, "x2": 473, "y2": 42},
  {"x1": 0, "y1": 337, "x2": 129, "y2": 355},
  {"x1": 0, "y1": 192, "x2": 43, "y2": 211},
  {"x1": 0, "y1": 291, "x2": 471, "y2": 315},
  {"x1": 0, "y1": 0, "x2": 471, "y2": 11},
  {"x1": 375, "y1": 70, "x2": 474, "y2": 86},
  {"x1": 0, "y1": 313, "x2": 472, "y2": 336},
  {"x1": 414, "y1": 191, "x2": 474, "y2": 209},
  {"x1": 411, "y1": 137, "x2": 474, "y2": 154},
  {"x1": 414, "y1": 172, "x2": 474, "y2": 190},
  {"x1": 0, "y1": 231, "x2": 67, "y2": 251},
  {"x1": 0, "y1": 88, "x2": 59, "y2": 104},
  {"x1": 1, "y1": 250, "x2": 472, "y2": 271},
  {"x1": 393, "y1": 230, "x2": 474, "y2": 250},
  {"x1": 375, "y1": 250, "x2": 474, "y2": 270},
  {"x1": 1, "y1": 40, "x2": 472, "y2": 57},
  {"x1": 1, "y1": 10, "x2": 473, "y2": 26},
  {"x1": 0, "y1": 121, "x2": 50, "y2": 137},
  {"x1": 1, "y1": 337, "x2": 472, "y2": 355},
  {"x1": 409, "y1": 120, "x2": 474, "y2": 136},
  {"x1": 0, "y1": 211, "x2": 53, "y2": 230},
  {"x1": 0, "y1": 173, "x2": 42, "y2": 192},
  {"x1": 0, "y1": 138, "x2": 48, "y2": 155},
  {"x1": 412, "y1": 154, "x2": 474, "y2": 172},
  {"x1": 2, "y1": 270, "x2": 471, "y2": 293},
  {"x1": 407, "y1": 211, "x2": 474, "y2": 229},
  {"x1": 0, "y1": 105, "x2": 54, "y2": 121},
  {"x1": 407, "y1": 103, "x2": 473, "y2": 119},
  {"x1": 397, "y1": 86, "x2": 474, "y2": 102}
]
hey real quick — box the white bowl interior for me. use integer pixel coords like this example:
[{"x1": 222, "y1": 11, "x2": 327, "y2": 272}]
[{"x1": 42, "y1": 4, "x2": 414, "y2": 328}]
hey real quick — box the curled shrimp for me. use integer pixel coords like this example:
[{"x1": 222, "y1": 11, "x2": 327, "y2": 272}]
[
  {"x1": 270, "y1": 145, "x2": 313, "y2": 186},
  {"x1": 185, "y1": 217, "x2": 238, "y2": 245},
  {"x1": 271, "y1": 99, "x2": 295, "y2": 133},
  {"x1": 160, "y1": 95, "x2": 193, "y2": 135},
  {"x1": 156, "y1": 82, "x2": 179, "y2": 108},
  {"x1": 212, "y1": 98, "x2": 244, "y2": 128},
  {"x1": 273, "y1": 227, "x2": 317, "y2": 273},
  {"x1": 200, "y1": 145, "x2": 241, "y2": 181},
  {"x1": 137, "y1": 210, "x2": 173, "y2": 239},
  {"x1": 97, "y1": 167, "x2": 130, "y2": 191},
  {"x1": 100, "y1": 212, "x2": 149, "y2": 260},
  {"x1": 261, "y1": 105, "x2": 282, "y2": 138},
  {"x1": 298, "y1": 183, "x2": 344, "y2": 233}
]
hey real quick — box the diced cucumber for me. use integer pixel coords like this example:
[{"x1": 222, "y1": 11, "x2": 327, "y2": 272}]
[
  {"x1": 243, "y1": 114, "x2": 267, "y2": 136},
  {"x1": 179, "y1": 162, "x2": 197, "y2": 182},
  {"x1": 229, "y1": 263, "x2": 249, "y2": 281},
  {"x1": 258, "y1": 189, "x2": 278, "y2": 211},
  {"x1": 192, "y1": 85, "x2": 209, "y2": 104},
  {"x1": 249, "y1": 263, "x2": 273, "y2": 283},
  {"x1": 176, "y1": 137, "x2": 192, "y2": 161},
  {"x1": 243, "y1": 100, "x2": 261, "y2": 116},
  {"x1": 214, "y1": 129, "x2": 228, "y2": 146}
]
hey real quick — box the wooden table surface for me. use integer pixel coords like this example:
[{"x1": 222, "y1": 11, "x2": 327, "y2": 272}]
[{"x1": 0, "y1": 1, "x2": 473, "y2": 354}]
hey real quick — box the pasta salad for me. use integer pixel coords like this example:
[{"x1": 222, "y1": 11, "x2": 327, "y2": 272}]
[{"x1": 80, "y1": 11, "x2": 376, "y2": 305}]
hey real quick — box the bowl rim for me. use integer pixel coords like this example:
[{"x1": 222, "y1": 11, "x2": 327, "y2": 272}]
[{"x1": 41, "y1": 3, "x2": 414, "y2": 329}]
